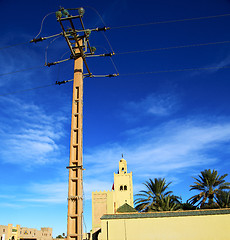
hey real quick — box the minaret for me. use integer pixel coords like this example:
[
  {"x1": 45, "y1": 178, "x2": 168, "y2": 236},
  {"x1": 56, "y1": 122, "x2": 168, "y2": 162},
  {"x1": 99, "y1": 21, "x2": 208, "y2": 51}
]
[{"x1": 114, "y1": 157, "x2": 134, "y2": 211}]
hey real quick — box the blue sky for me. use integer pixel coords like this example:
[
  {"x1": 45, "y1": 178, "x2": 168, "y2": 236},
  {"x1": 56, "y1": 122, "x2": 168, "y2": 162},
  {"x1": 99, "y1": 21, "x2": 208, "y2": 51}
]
[{"x1": 1, "y1": 0, "x2": 230, "y2": 237}]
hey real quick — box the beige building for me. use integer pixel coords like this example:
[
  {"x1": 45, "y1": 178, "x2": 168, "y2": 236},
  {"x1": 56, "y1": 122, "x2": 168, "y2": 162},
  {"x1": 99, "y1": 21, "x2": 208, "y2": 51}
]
[
  {"x1": 0, "y1": 224, "x2": 52, "y2": 240},
  {"x1": 92, "y1": 158, "x2": 133, "y2": 234},
  {"x1": 100, "y1": 208, "x2": 230, "y2": 240}
]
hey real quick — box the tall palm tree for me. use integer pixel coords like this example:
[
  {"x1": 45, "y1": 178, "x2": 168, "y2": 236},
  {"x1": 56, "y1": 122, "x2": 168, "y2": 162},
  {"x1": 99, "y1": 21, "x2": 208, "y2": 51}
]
[
  {"x1": 188, "y1": 169, "x2": 230, "y2": 208},
  {"x1": 134, "y1": 178, "x2": 172, "y2": 212},
  {"x1": 151, "y1": 194, "x2": 182, "y2": 211},
  {"x1": 216, "y1": 190, "x2": 230, "y2": 208}
]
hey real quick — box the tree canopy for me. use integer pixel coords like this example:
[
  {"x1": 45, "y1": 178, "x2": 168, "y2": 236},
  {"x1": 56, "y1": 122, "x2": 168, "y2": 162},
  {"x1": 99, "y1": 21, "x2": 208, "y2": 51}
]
[{"x1": 188, "y1": 169, "x2": 230, "y2": 208}]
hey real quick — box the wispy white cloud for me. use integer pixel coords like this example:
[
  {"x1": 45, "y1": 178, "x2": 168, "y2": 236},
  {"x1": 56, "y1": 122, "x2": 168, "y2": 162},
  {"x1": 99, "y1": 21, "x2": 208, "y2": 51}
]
[
  {"x1": 22, "y1": 182, "x2": 68, "y2": 204},
  {"x1": 122, "y1": 93, "x2": 180, "y2": 122},
  {"x1": 0, "y1": 96, "x2": 67, "y2": 167},
  {"x1": 191, "y1": 54, "x2": 230, "y2": 76},
  {"x1": 84, "y1": 117, "x2": 230, "y2": 189}
]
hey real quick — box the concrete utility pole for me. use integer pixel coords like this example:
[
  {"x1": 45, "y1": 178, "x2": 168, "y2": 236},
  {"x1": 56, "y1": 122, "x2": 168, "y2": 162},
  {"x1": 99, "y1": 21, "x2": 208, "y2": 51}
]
[
  {"x1": 50, "y1": 7, "x2": 117, "y2": 240},
  {"x1": 67, "y1": 43, "x2": 84, "y2": 240}
]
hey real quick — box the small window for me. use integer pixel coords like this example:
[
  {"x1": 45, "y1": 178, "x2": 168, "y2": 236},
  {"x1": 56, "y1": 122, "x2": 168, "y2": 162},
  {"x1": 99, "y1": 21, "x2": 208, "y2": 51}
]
[
  {"x1": 3, "y1": 229, "x2": 5, "y2": 233},
  {"x1": 120, "y1": 185, "x2": 123, "y2": 191},
  {"x1": 124, "y1": 185, "x2": 127, "y2": 190},
  {"x1": 122, "y1": 167, "x2": 124, "y2": 171}
]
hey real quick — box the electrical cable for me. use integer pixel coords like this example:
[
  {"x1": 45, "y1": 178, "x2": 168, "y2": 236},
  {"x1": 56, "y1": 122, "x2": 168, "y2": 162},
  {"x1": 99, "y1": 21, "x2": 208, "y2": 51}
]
[
  {"x1": 102, "y1": 32, "x2": 115, "y2": 53},
  {"x1": 116, "y1": 40, "x2": 230, "y2": 55},
  {"x1": 0, "y1": 83, "x2": 56, "y2": 96},
  {"x1": 84, "y1": 6, "x2": 107, "y2": 26},
  {"x1": 45, "y1": 35, "x2": 63, "y2": 64},
  {"x1": 119, "y1": 65, "x2": 230, "y2": 76},
  {"x1": 0, "y1": 32, "x2": 62, "y2": 51},
  {"x1": 0, "y1": 79, "x2": 74, "y2": 96},
  {"x1": 34, "y1": 12, "x2": 56, "y2": 39},
  {"x1": 1, "y1": 12, "x2": 230, "y2": 51},
  {"x1": 94, "y1": 46, "x2": 119, "y2": 75},
  {"x1": 0, "y1": 65, "x2": 44, "y2": 77},
  {"x1": 0, "y1": 42, "x2": 29, "y2": 50},
  {"x1": 1, "y1": 65, "x2": 230, "y2": 96},
  {"x1": 84, "y1": 6, "x2": 115, "y2": 54},
  {"x1": 82, "y1": 187, "x2": 88, "y2": 234},
  {"x1": 110, "y1": 13, "x2": 230, "y2": 30},
  {"x1": 56, "y1": 51, "x2": 71, "y2": 82}
]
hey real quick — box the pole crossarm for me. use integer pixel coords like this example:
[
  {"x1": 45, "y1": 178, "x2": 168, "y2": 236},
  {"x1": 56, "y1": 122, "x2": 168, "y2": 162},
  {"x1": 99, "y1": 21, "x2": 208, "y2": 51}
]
[{"x1": 55, "y1": 7, "x2": 118, "y2": 77}]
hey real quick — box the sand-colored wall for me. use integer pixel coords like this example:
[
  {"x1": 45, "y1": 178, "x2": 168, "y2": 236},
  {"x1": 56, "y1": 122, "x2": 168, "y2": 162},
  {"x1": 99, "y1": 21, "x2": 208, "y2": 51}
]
[
  {"x1": 114, "y1": 172, "x2": 133, "y2": 210},
  {"x1": 100, "y1": 209, "x2": 230, "y2": 240},
  {"x1": 92, "y1": 190, "x2": 115, "y2": 233},
  {"x1": 0, "y1": 224, "x2": 52, "y2": 240}
]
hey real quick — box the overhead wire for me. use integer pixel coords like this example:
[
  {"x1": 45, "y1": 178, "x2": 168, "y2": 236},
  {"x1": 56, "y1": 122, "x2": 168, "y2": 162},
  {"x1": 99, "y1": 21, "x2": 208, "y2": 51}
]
[
  {"x1": 84, "y1": 5, "x2": 115, "y2": 54},
  {"x1": 0, "y1": 12, "x2": 57, "y2": 51},
  {"x1": 34, "y1": 12, "x2": 56, "y2": 39},
  {"x1": 0, "y1": 65, "x2": 44, "y2": 77},
  {"x1": 0, "y1": 79, "x2": 74, "y2": 97},
  {"x1": 45, "y1": 35, "x2": 63, "y2": 64},
  {"x1": 110, "y1": 12, "x2": 230, "y2": 30},
  {"x1": 0, "y1": 83, "x2": 56, "y2": 97},
  {"x1": 0, "y1": 42, "x2": 29, "y2": 51},
  {"x1": 119, "y1": 65, "x2": 230, "y2": 76},
  {"x1": 116, "y1": 40, "x2": 230, "y2": 55},
  {"x1": 1, "y1": 65, "x2": 230, "y2": 96},
  {"x1": 93, "y1": 46, "x2": 119, "y2": 75},
  {"x1": 1, "y1": 12, "x2": 230, "y2": 51},
  {"x1": 84, "y1": 6, "x2": 107, "y2": 26},
  {"x1": 1, "y1": 38, "x2": 230, "y2": 77}
]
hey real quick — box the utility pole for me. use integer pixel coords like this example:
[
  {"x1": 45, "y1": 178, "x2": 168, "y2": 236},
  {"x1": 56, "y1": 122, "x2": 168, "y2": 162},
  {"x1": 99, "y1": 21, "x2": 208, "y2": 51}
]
[
  {"x1": 67, "y1": 42, "x2": 84, "y2": 240},
  {"x1": 32, "y1": 7, "x2": 118, "y2": 240}
]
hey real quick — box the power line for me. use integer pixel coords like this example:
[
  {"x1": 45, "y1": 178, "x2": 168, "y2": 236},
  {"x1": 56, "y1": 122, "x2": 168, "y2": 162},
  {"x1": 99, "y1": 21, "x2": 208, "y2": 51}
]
[
  {"x1": 34, "y1": 12, "x2": 56, "y2": 39},
  {"x1": 2, "y1": 12, "x2": 229, "y2": 50},
  {"x1": 0, "y1": 65, "x2": 44, "y2": 77},
  {"x1": 1, "y1": 38, "x2": 230, "y2": 77},
  {"x1": 119, "y1": 65, "x2": 230, "y2": 76},
  {"x1": 0, "y1": 79, "x2": 74, "y2": 97},
  {"x1": 110, "y1": 13, "x2": 230, "y2": 30},
  {"x1": 1, "y1": 65, "x2": 229, "y2": 96},
  {"x1": 0, "y1": 41, "x2": 29, "y2": 50},
  {"x1": 0, "y1": 83, "x2": 56, "y2": 96},
  {"x1": 116, "y1": 40, "x2": 230, "y2": 55}
]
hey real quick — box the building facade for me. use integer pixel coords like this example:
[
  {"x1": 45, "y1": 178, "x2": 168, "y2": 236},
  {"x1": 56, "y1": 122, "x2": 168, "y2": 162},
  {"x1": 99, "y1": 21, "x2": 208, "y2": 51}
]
[
  {"x1": 0, "y1": 224, "x2": 52, "y2": 240},
  {"x1": 92, "y1": 158, "x2": 133, "y2": 233},
  {"x1": 100, "y1": 209, "x2": 230, "y2": 240}
]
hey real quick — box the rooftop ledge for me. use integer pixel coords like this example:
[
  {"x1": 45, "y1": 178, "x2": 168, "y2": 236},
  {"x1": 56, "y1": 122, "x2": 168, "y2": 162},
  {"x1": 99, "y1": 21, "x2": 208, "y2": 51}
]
[{"x1": 101, "y1": 208, "x2": 230, "y2": 220}]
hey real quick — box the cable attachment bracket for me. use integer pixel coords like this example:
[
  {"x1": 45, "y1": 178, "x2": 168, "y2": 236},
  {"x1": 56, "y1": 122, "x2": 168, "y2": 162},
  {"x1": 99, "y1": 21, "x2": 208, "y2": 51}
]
[
  {"x1": 30, "y1": 37, "x2": 44, "y2": 43},
  {"x1": 95, "y1": 26, "x2": 111, "y2": 32},
  {"x1": 45, "y1": 62, "x2": 57, "y2": 67},
  {"x1": 106, "y1": 73, "x2": 119, "y2": 77}
]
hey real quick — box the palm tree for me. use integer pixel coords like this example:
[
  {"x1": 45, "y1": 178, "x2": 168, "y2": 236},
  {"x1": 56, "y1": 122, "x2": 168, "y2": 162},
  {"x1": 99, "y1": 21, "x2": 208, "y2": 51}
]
[
  {"x1": 216, "y1": 190, "x2": 230, "y2": 208},
  {"x1": 151, "y1": 194, "x2": 182, "y2": 211},
  {"x1": 134, "y1": 178, "x2": 173, "y2": 212},
  {"x1": 188, "y1": 169, "x2": 230, "y2": 208}
]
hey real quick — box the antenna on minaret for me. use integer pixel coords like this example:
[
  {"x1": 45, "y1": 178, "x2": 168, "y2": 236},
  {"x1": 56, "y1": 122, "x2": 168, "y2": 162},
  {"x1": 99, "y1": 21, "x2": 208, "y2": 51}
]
[{"x1": 122, "y1": 154, "x2": 124, "y2": 158}]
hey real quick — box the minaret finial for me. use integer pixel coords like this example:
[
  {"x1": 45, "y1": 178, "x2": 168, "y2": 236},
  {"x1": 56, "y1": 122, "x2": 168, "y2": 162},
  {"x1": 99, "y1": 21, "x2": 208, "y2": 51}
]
[{"x1": 122, "y1": 153, "x2": 124, "y2": 158}]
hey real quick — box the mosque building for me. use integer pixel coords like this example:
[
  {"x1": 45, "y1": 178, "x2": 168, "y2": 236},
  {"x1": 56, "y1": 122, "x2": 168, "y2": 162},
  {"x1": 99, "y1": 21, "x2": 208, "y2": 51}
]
[{"x1": 91, "y1": 157, "x2": 134, "y2": 234}]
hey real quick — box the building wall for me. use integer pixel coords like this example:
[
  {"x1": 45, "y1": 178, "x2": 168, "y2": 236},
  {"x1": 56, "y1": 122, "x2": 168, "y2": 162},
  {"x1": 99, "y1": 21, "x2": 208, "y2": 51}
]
[
  {"x1": 92, "y1": 158, "x2": 134, "y2": 233},
  {"x1": 100, "y1": 209, "x2": 230, "y2": 240},
  {"x1": 92, "y1": 190, "x2": 115, "y2": 233},
  {"x1": 113, "y1": 172, "x2": 133, "y2": 210},
  {"x1": 0, "y1": 225, "x2": 52, "y2": 240}
]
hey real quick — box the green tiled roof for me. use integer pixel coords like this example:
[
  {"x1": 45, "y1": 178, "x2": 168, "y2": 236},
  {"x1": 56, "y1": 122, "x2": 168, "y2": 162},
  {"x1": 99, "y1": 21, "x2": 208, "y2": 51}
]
[
  {"x1": 101, "y1": 208, "x2": 230, "y2": 220},
  {"x1": 116, "y1": 203, "x2": 137, "y2": 213}
]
